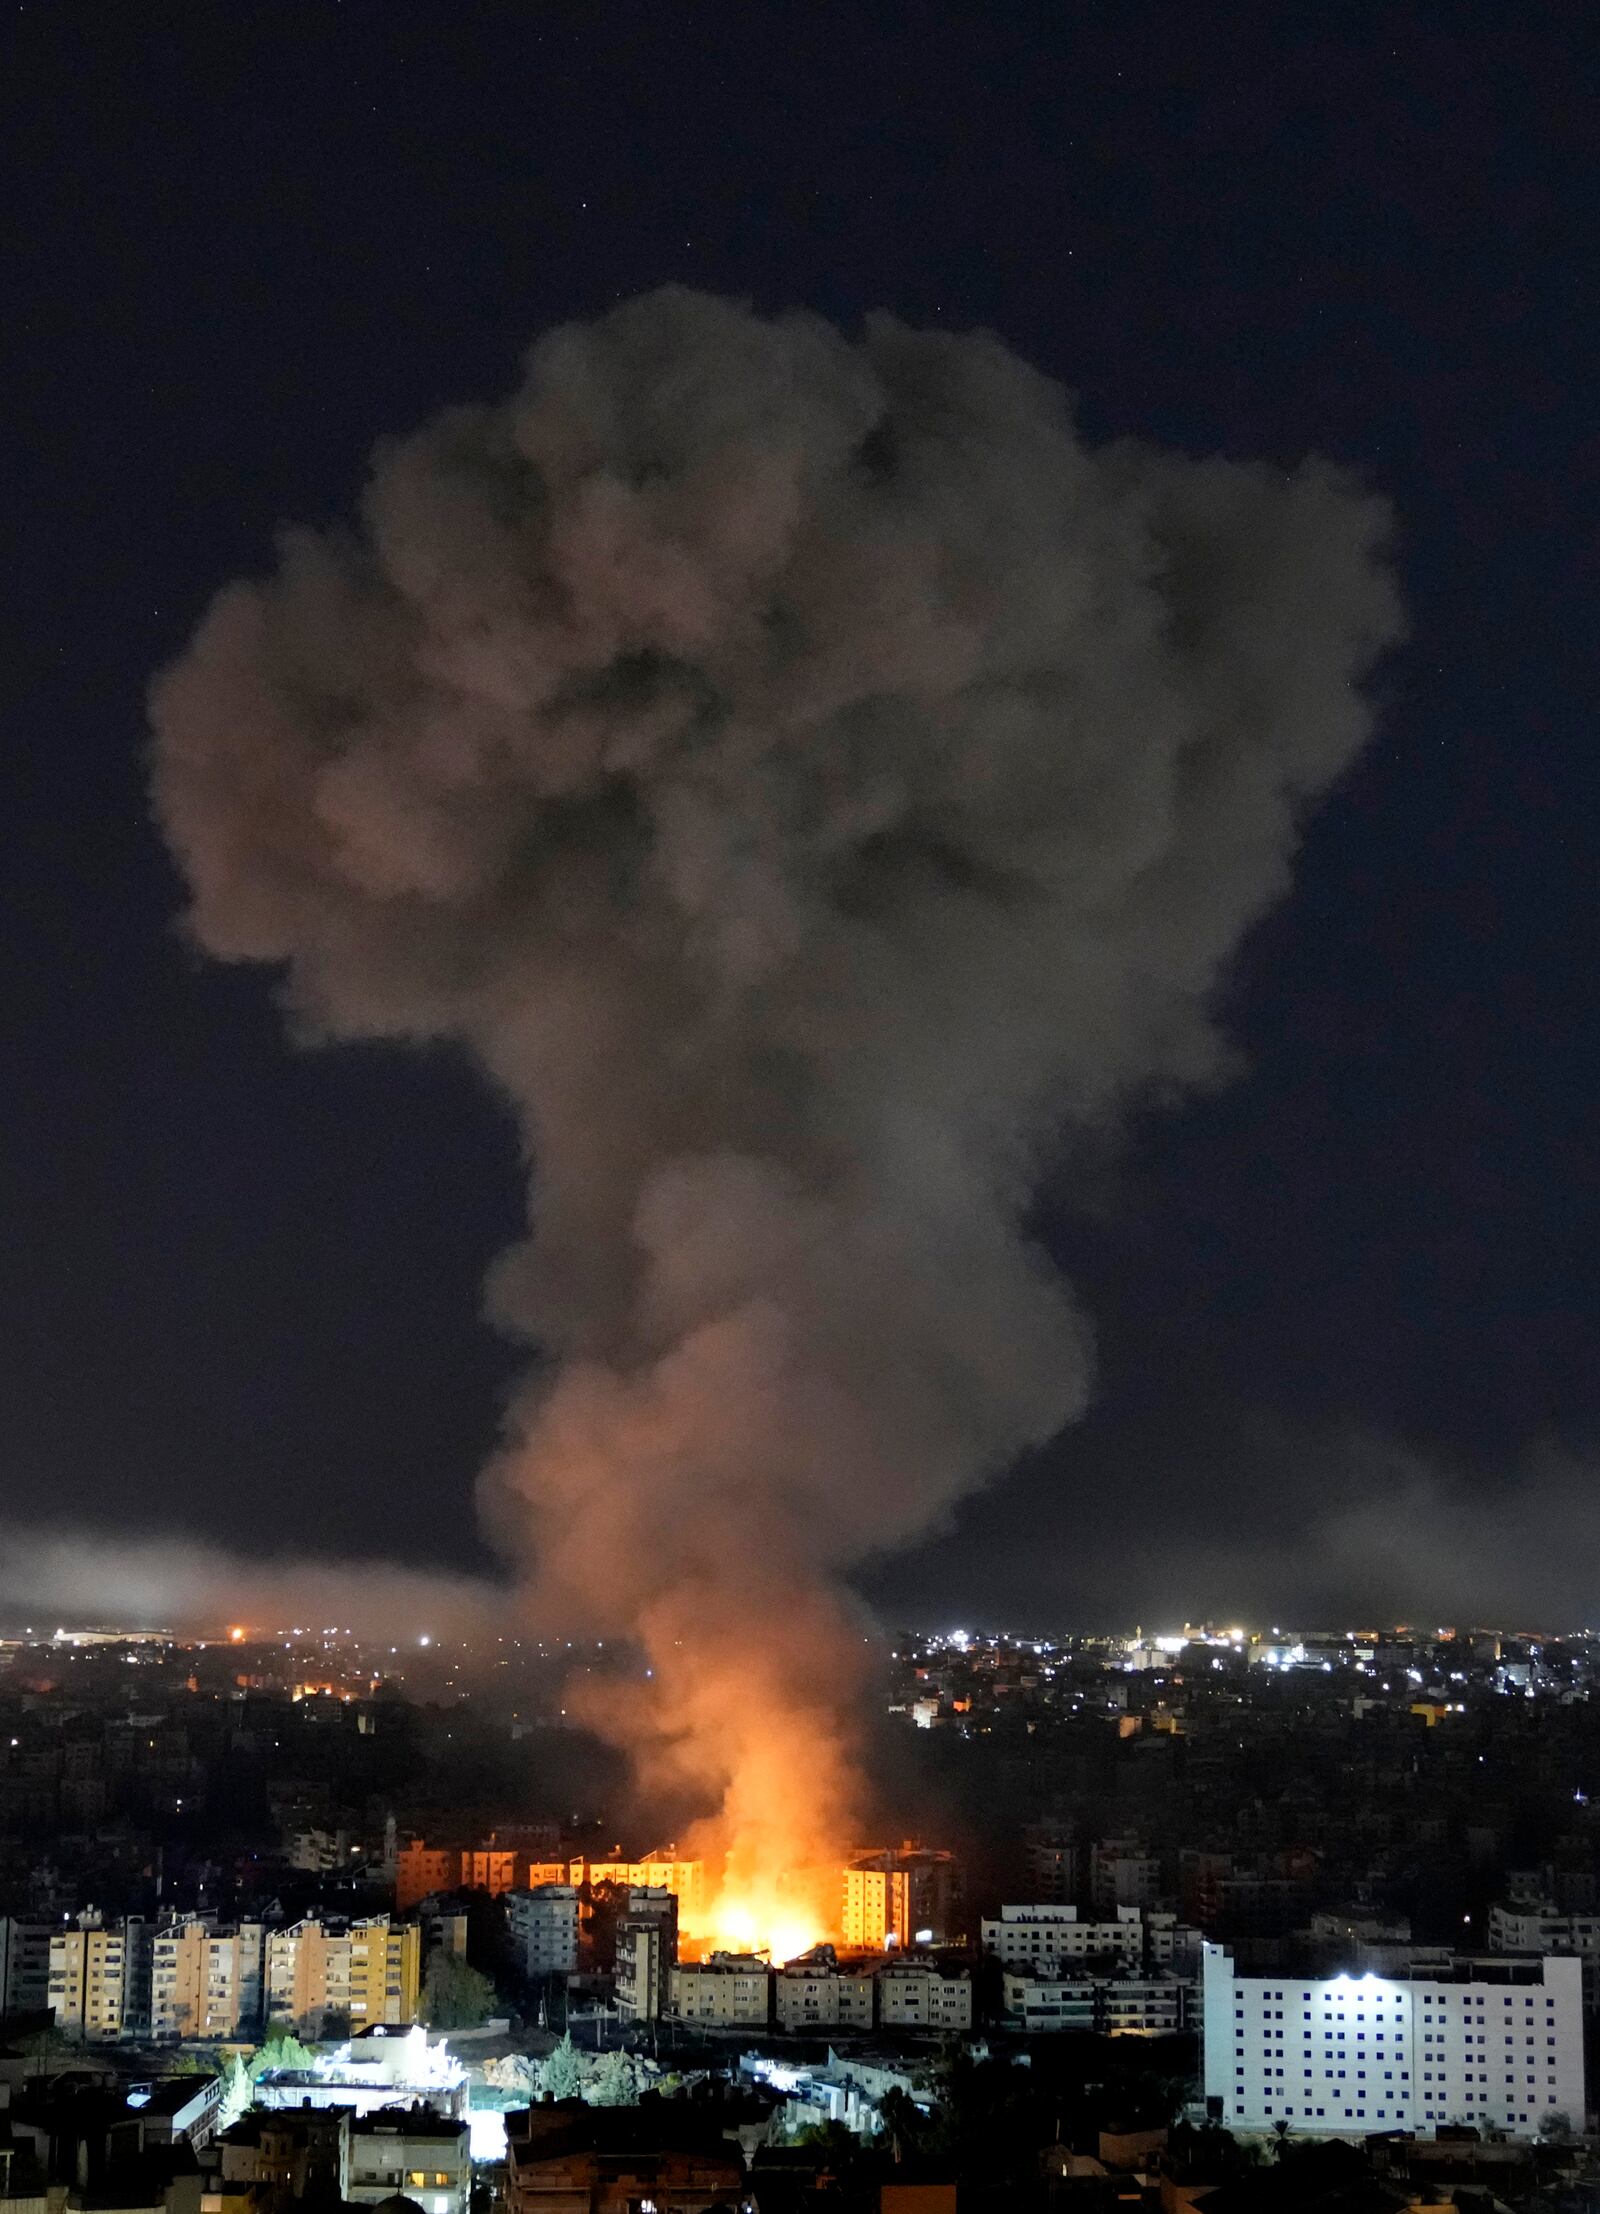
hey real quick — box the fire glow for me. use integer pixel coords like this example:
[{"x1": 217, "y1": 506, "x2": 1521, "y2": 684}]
[{"x1": 679, "y1": 1860, "x2": 838, "y2": 1968}]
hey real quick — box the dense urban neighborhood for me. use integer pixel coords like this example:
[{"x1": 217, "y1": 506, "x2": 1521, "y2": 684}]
[{"x1": 3, "y1": 1620, "x2": 1600, "y2": 2208}]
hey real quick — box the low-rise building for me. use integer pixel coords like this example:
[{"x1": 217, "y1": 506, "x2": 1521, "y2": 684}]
[
  {"x1": 875, "y1": 1962, "x2": 971, "y2": 2033},
  {"x1": 668, "y1": 1953, "x2": 771, "y2": 2027},
  {"x1": 980, "y1": 1903, "x2": 1141, "y2": 1969},
  {"x1": 131, "y1": 2076, "x2": 224, "y2": 2152},
  {"x1": 210, "y1": 2108, "x2": 350, "y2": 2204},
  {"x1": 1001, "y1": 1963, "x2": 1194, "y2": 2034},
  {"x1": 506, "y1": 2105, "x2": 744, "y2": 2214},
  {"x1": 252, "y1": 2024, "x2": 466, "y2": 2120},
  {"x1": 347, "y1": 2109, "x2": 468, "y2": 2214},
  {"x1": 774, "y1": 1953, "x2": 875, "y2": 2032}
]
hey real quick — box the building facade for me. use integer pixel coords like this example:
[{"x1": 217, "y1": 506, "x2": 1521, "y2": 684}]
[
  {"x1": 504, "y1": 1887, "x2": 579, "y2": 1982},
  {"x1": 1202, "y1": 1944, "x2": 1585, "y2": 2138},
  {"x1": 842, "y1": 1847, "x2": 962, "y2": 1949},
  {"x1": 980, "y1": 1903, "x2": 1142, "y2": 1969},
  {"x1": 614, "y1": 1889, "x2": 676, "y2": 2024},
  {"x1": 264, "y1": 1916, "x2": 420, "y2": 2037},
  {"x1": 774, "y1": 1957, "x2": 875, "y2": 2032},
  {"x1": 1489, "y1": 1901, "x2": 1600, "y2": 2008},
  {"x1": 571, "y1": 1855, "x2": 707, "y2": 1922},
  {"x1": 49, "y1": 1914, "x2": 152, "y2": 2040},
  {"x1": 0, "y1": 1918, "x2": 53, "y2": 2018},
  {"x1": 668, "y1": 1953, "x2": 771, "y2": 2027},
  {"x1": 348, "y1": 2110, "x2": 469, "y2": 2214},
  {"x1": 1002, "y1": 1964, "x2": 1194, "y2": 2034},
  {"x1": 875, "y1": 1962, "x2": 972, "y2": 2032},
  {"x1": 152, "y1": 1918, "x2": 264, "y2": 2041}
]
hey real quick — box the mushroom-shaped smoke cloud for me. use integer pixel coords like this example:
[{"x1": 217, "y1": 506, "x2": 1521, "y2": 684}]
[{"x1": 152, "y1": 290, "x2": 1399, "y2": 1942}]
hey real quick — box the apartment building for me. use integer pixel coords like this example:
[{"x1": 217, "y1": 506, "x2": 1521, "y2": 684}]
[
  {"x1": 264, "y1": 1916, "x2": 420, "y2": 2037},
  {"x1": 348, "y1": 2110, "x2": 469, "y2": 2214},
  {"x1": 668, "y1": 1953, "x2": 771, "y2": 2027},
  {"x1": 613, "y1": 1889, "x2": 676, "y2": 2024},
  {"x1": 415, "y1": 1906, "x2": 469, "y2": 1964},
  {"x1": 842, "y1": 1846, "x2": 962, "y2": 1949},
  {"x1": 395, "y1": 1838, "x2": 528, "y2": 1911},
  {"x1": 842, "y1": 1864, "x2": 909, "y2": 1952},
  {"x1": 1202, "y1": 1944, "x2": 1585, "y2": 2138},
  {"x1": 980, "y1": 1903, "x2": 1142, "y2": 1969},
  {"x1": 774, "y1": 1956, "x2": 875, "y2": 2032},
  {"x1": 571, "y1": 1855, "x2": 707, "y2": 1921},
  {"x1": 1002, "y1": 1963, "x2": 1194, "y2": 2034},
  {"x1": 152, "y1": 1918, "x2": 264, "y2": 2041},
  {"x1": 505, "y1": 2107, "x2": 743, "y2": 2214},
  {"x1": 2, "y1": 1917, "x2": 55, "y2": 2018},
  {"x1": 876, "y1": 1961, "x2": 972, "y2": 2032},
  {"x1": 1022, "y1": 1826, "x2": 1079, "y2": 1906},
  {"x1": 1090, "y1": 1838, "x2": 1163, "y2": 1914},
  {"x1": 214, "y1": 2110, "x2": 350, "y2": 2204},
  {"x1": 504, "y1": 1886, "x2": 578, "y2": 1982},
  {"x1": 1489, "y1": 1900, "x2": 1600, "y2": 2008},
  {"x1": 49, "y1": 1914, "x2": 152, "y2": 2040}
]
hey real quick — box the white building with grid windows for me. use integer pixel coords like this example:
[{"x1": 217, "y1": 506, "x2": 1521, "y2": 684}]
[{"x1": 1202, "y1": 1944, "x2": 1584, "y2": 2138}]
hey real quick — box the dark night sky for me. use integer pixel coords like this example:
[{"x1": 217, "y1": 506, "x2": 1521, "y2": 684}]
[{"x1": 2, "y1": 2, "x2": 1596, "y2": 1624}]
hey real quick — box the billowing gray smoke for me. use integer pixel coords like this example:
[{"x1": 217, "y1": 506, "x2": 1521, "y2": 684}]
[{"x1": 151, "y1": 289, "x2": 1399, "y2": 1929}]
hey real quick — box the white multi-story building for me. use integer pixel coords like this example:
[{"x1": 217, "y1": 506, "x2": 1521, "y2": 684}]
[
  {"x1": 1488, "y1": 1903, "x2": 1600, "y2": 1953},
  {"x1": 1002, "y1": 1965, "x2": 1194, "y2": 2035},
  {"x1": 981, "y1": 1903, "x2": 1142, "y2": 1968},
  {"x1": 504, "y1": 1885, "x2": 578, "y2": 1980},
  {"x1": 1489, "y1": 1901, "x2": 1600, "y2": 2011},
  {"x1": 1203, "y1": 1945, "x2": 1585, "y2": 2138}
]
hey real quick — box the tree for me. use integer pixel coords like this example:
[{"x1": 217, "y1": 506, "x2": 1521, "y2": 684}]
[
  {"x1": 420, "y1": 1949, "x2": 497, "y2": 2031},
  {"x1": 218, "y1": 2051, "x2": 254, "y2": 2131},
  {"x1": 249, "y1": 2025, "x2": 317, "y2": 2078},
  {"x1": 1539, "y1": 2109, "x2": 1574, "y2": 2143},
  {"x1": 588, "y1": 2049, "x2": 639, "y2": 2107},
  {"x1": 537, "y1": 2032, "x2": 588, "y2": 2102}
]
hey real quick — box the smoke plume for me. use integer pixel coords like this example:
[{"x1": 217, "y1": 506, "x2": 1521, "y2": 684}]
[{"x1": 151, "y1": 290, "x2": 1398, "y2": 1939}]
